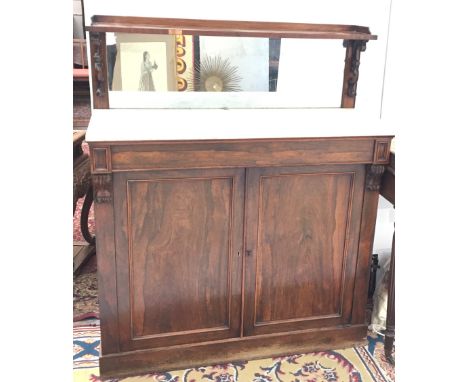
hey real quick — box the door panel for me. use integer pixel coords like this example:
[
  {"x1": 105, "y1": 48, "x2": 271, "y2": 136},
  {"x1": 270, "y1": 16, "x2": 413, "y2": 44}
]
[
  {"x1": 244, "y1": 165, "x2": 365, "y2": 336},
  {"x1": 113, "y1": 168, "x2": 245, "y2": 351}
]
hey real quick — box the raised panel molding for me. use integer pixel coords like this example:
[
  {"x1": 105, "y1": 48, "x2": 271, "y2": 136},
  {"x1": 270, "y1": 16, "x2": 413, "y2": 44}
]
[
  {"x1": 126, "y1": 177, "x2": 233, "y2": 339},
  {"x1": 373, "y1": 139, "x2": 391, "y2": 164},
  {"x1": 254, "y1": 172, "x2": 354, "y2": 324},
  {"x1": 92, "y1": 147, "x2": 111, "y2": 172},
  {"x1": 111, "y1": 168, "x2": 245, "y2": 353},
  {"x1": 243, "y1": 165, "x2": 366, "y2": 338}
]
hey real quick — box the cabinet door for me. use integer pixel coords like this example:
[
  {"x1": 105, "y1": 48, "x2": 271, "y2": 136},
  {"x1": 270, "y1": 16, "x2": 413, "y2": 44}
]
[
  {"x1": 243, "y1": 165, "x2": 366, "y2": 336},
  {"x1": 113, "y1": 168, "x2": 245, "y2": 351}
]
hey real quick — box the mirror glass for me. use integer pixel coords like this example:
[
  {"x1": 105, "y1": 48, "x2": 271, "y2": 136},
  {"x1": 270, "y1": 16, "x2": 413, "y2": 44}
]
[{"x1": 105, "y1": 33, "x2": 345, "y2": 108}]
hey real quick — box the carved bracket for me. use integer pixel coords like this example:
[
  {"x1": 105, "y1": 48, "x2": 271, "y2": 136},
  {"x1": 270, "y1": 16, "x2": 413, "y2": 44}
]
[
  {"x1": 90, "y1": 32, "x2": 105, "y2": 97},
  {"x1": 365, "y1": 164, "x2": 385, "y2": 191},
  {"x1": 343, "y1": 40, "x2": 367, "y2": 97},
  {"x1": 92, "y1": 173, "x2": 113, "y2": 204}
]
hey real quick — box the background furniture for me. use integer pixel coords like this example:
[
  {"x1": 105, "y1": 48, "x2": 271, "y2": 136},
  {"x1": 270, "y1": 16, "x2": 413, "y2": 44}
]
[
  {"x1": 73, "y1": 38, "x2": 91, "y2": 129},
  {"x1": 73, "y1": 131, "x2": 90, "y2": 214},
  {"x1": 73, "y1": 38, "x2": 90, "y2": 97},
  {"x1": 73, "y1": 131, "x2": 95, "y2": 273}
]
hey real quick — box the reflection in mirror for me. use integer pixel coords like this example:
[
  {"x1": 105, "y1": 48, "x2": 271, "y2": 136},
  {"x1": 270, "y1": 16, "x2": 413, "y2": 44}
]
[
  {"x1": 105, "y1": 32, "x2": 344, "y2": 108},
  {"x1": 106, "y1": 33, "x2": 177, "y2": 92}
]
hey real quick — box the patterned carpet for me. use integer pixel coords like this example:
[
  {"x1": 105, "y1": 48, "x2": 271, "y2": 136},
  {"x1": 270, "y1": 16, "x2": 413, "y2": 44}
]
[
  {"x1": 72, "y1": 261, "x2": 395, "y2": 382},
  {"x1": 73, "y1": 323, "x2": 394, "y2": 382},
  {"x1": 73, "y1": 253, "x2": 395, "y2": 382},
  {"x1": 73, "y1": 254, "x2": 99, "y2": 321}
]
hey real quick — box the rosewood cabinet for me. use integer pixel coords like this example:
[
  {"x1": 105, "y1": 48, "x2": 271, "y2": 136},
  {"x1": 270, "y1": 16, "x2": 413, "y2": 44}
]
[{"x1": 87, "y1": 124, "x2": 393, "y2": 378}]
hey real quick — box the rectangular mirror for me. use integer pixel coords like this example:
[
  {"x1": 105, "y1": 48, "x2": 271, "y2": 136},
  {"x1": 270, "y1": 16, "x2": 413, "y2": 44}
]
[{"x1": 104, "y1": 33, "x2": 345, "y2": 108}]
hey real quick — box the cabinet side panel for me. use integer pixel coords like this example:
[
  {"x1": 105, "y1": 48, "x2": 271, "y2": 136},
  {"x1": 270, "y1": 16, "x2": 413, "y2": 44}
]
[
  {"x1": 351, "y1": 184, "x2": 381, "y2": 324},
  {"x1": 92, "y1": 174, "x2": 120, "y2": 354},
  {"x1": 127, "y1": 177, "x2": 232, "y2": 337},
  {"x1": 255, "y1": 172, "x2": 353, "y2": 323}
]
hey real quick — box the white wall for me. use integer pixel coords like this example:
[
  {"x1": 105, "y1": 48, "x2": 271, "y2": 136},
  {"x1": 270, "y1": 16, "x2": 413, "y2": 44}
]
[{"x1": 374, "y1": 196, "x2": 395, "y2": 260}]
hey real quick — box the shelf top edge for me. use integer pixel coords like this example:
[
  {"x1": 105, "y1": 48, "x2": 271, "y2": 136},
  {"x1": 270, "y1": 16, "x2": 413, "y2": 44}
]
[
  {"x1": 87, "y1": 15, "x2": 377, "y2": 40},
  {"x1": 85, "y1": 109, "x2": 395, "y2": 143}
]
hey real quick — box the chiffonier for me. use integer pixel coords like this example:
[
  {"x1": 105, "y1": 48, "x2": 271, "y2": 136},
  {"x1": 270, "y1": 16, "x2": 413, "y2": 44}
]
[
  {"x1": 87, "y1": 110, "x2": 393, "y2": 378},
  {"x1": 85, "y1": 16, "x2": 390, "y2": 378}
]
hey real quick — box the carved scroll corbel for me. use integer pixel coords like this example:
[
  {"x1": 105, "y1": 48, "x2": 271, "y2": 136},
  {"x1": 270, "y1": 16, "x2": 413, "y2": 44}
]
[
  {"x1": 365, "y1": 164, "x2": 385, "y2": 191},
  {"x1": 343, "y1": 40, "x2": 367, "y2": 97},
  {"x1": 90, "y1": 32, "x2": 105, "y2": 97},
  {"x1": 92, "y1": 173, "x2": 113, "y2": 204}
]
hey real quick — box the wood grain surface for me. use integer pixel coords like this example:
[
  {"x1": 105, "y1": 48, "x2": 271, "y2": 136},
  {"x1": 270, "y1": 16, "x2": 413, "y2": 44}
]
[
  {"x1": 88, "y1": 15, "x2": 377, "y2": 40},
  {"x1": 89, "y1": 136, "x2": 391, "y2": 377},
  {"x1": 243, "y1": 165, "x2": 365, "y2": 335},
  {"x1": 100, "y1": 324, "x2": 368, "y2": 379},
  {"x1": 112, "y1": 168, "x2": 245, "y2": 351},
  {"x1": 109, "y1": 138, "x2": 379, "y2": 171}
]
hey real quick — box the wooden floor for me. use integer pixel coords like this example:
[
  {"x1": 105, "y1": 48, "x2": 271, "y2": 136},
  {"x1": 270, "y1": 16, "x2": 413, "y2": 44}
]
[{"x1": 73, "y1": 242, "x2": 95, "y2": 274}]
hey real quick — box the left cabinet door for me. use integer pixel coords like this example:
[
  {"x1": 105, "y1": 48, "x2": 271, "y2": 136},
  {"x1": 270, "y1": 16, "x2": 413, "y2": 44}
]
[{"x1": 112, "y1": 168, "x2": 245, "y2": 352}]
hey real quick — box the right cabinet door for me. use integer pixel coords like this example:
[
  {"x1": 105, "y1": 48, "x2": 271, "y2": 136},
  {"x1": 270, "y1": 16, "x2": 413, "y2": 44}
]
[{"x1": 243, "y1": 164, "x2": 366, "y2": 336}]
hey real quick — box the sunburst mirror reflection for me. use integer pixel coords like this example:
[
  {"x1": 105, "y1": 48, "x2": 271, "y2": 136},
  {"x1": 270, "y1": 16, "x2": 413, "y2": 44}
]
[{"x1": 188, "y1": 55, "x2": 242, "y2": 92}]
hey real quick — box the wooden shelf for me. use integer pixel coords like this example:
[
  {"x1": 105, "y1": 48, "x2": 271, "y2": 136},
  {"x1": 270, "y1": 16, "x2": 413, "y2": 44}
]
[{"x1": 87, "y1": 15, "x2": 377, "y2": 40}]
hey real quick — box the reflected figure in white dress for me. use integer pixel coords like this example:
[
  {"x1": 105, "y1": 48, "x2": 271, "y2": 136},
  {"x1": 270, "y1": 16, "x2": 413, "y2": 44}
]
[{"x1": 139, "y1": 51, "x2": 158, "y2": 91}]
